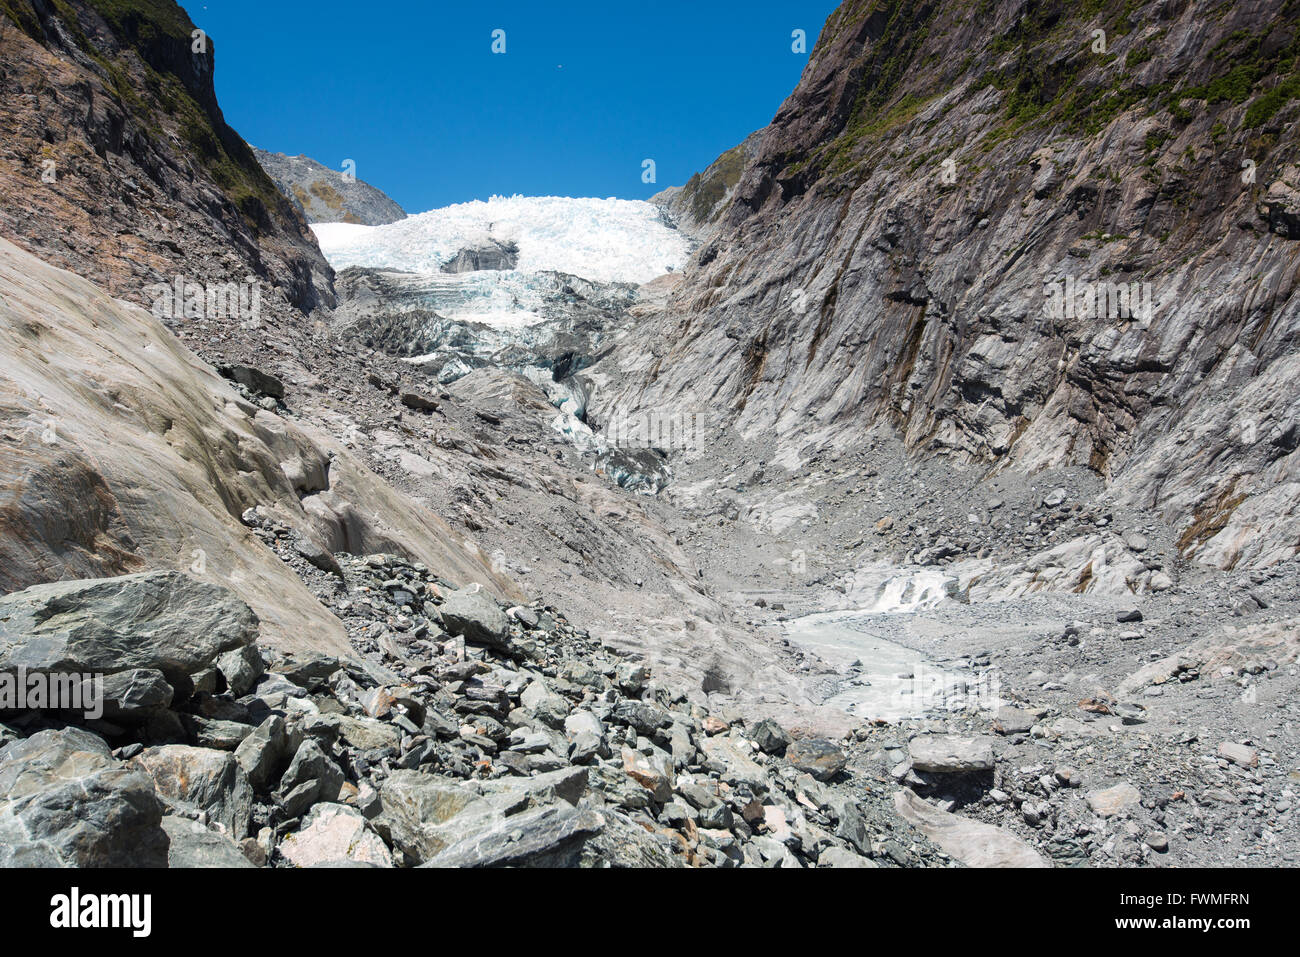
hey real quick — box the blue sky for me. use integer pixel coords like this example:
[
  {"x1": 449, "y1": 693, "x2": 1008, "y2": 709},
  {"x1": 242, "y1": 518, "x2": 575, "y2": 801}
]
[{"x1": 186, "y1": 1, "x2": 840, "y2": 213}]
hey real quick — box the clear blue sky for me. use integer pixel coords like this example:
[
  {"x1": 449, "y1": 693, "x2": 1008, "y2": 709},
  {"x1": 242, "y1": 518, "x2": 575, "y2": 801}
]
[{"x1": 185, "y1": 1, "x2": 840, "y2": 213}]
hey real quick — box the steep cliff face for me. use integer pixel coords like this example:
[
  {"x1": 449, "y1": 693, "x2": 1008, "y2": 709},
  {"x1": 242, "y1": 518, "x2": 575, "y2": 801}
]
[
  {"x1": 254, "y1": 149, "x2": 406, "y2": 226},
  {"x1": 0, "y1": 0, "x2": 335, "y2": 315},
  {"x1": 599, "y1": 0, "x2": 1300, "y2": 572}
]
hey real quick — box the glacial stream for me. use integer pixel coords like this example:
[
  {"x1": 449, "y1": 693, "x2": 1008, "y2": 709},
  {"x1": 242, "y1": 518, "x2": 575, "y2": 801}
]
[{"x1": 784, "y1": 608, "x2": 1003, "y2": 723}]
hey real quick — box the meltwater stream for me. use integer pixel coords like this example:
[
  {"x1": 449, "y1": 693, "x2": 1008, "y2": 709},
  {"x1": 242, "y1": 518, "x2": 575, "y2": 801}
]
[{"x1": 784, "y1": 607, "x2": 1004, "y2": 724}]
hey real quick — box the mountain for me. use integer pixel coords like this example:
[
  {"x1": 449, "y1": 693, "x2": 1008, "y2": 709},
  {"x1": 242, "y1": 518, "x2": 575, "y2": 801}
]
[
  {"x1": 599, "y1": 0, "x2": 1300, "y2": 575},
  {"x1": 253, "y1": 149, "x2": 406, "y2": 226},
  {"x1": 0, "y1": 0, "x2": 334, "y2": 316},
  {"x1": 651, "y1": 130, "x2": 763, "y2": 242},
  {"x1": 3, "y1": 0, "x2": 1300, "y2": 872}
]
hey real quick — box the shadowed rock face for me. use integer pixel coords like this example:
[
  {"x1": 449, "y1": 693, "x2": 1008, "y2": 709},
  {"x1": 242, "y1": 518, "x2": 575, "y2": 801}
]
[
  {"x1": 597, "y1": 0, "x2": 1300, "y2": 572},
  {"x1": 0, "y1": 0, "x2": 335, "y2": 318},
  {"x1": 254, "y1": 149, "x2": 406, "y2": 226}
]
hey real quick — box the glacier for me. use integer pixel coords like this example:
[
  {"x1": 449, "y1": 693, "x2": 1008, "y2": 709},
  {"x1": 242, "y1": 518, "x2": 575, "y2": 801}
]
[{"x1": 313, "y1": 194, "x2": 689, "y2": 286}]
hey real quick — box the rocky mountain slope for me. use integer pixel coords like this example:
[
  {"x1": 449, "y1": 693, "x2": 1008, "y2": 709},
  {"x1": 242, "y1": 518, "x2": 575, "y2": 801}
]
[
  {"x1": 254, "y1": 149, "x2": 406, "y2": 226},
  {"x1": 598, "y1": 0, "x2": 1300, "y2": 576},
  {"x1": 0, "y1": 0, "x2": 334, "y2": 317}
]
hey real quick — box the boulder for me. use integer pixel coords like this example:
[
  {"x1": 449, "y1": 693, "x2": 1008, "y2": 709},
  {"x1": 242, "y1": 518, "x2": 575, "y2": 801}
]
[
  {"x1": 622, "y1": 747, "x2": 675, "y2": 802},
  {"x1": 422, "y1": 804, "x2": 603, "y2": 868},
  {"x1": 894, "y1": 789, "x2": 1050, "y2": 867},
  {"x1": 0, "y1": 571, "x2": 258, "y2": 688},
  {"x1": 749, "y1": 717, "x2": 791, "y2": 755},
  {"x1": 907, "y1": 734, "x2": 995, "y2": 773},
  {"x1": 1086, "y1": 782, "x2": 1142, "y2": 818},
  {"x1": 279, "y1": 803, "x2": 393, "y2": 868},
  {"x1": 99, "y1": 668, "x2": 174, "y2": 722},
  {"x1": 276, "y1": 740, "x2": 344, "y2": 817},
  {"x1": 520, "y1": 679, "x2": 570, "y2": 727},
  {"x1": 161, "y1": 816, "x2": 256, "y2": 868},
  {"x1": 234, "y1": 715, "x2": 291, "y2": 791},
  {"x1": 438, "y1": 586, "x2": 511, "y2": 650},
  {"x1": 786, "y1": 738, "x2": 848, "y2": 781},
  {"x1": 130, "y1": 744, "x2": 253, "y2": 839},
  {"x1": 217, "y1": 644, "x2": 265, "y2": 697},
  {"x1": 1217, "y1": 741, "x2": 1259, "y2": 768},
  {"x1": 0, "y1": 728, "x2": 167, "y2": 867},
  {"x1": 374, "y1": 769, "x2": 484, "y2": 864}
]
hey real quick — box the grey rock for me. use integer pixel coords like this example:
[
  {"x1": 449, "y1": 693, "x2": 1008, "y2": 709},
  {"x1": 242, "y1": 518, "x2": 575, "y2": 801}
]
[
  {"x1": 786, "y1": 738, "x2": 848, "y2": 781},
  {"x1": 612, "y1": 699, "x2": 671, "y2": 735},
  {"x1": 99, "y1": 668, "x2": 174, "y2": 722},
  {"x1": 162, "y1": 815, "x2": 256, "y2": 868},
  {"x1": 0, "y1": 728, "x2": 168, "y2": 867},
  {"x1": 234, "y1": 716, "x2": 291, "y2": 791},
  {"x1": 217, "y1": 644, "x2": 266, "y2": 698},
  {"x1": 421, "y1": 804, "x2": 604, "y2": 868},
  {"x1": 440, "y1": 238, "x2": 520, "y2": 274},
  {"x1": 908, "y1": 734, "x2": 995, "y2": 773},
  {"x1": 217, "y1": 363, "x2": 284, "y2": 400},
  {"x1": 438, "y1": 587, "x2": 511, "y2": 650},
  {"x1": 520, "y1": 679, "x2": 570, "y2": 727},
  {"x1": 0, "y1": 571, "x2": 258, "y2": 687},
  {"x1": 276, "y1": 740, "x2": 344, "y2": 816},
  {"x1": 749, "y1": 717, "x2": 791, "y2": 755},
  {"x1": 131, "y1": 744, "x2": 254, "y2": 839}
]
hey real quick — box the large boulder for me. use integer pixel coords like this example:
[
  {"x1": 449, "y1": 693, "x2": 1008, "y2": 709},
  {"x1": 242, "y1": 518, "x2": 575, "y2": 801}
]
[
  {"x1": 234, "y1": 716, "x2": 291, "y2": 792},
  {"x1": 0, "y1": 571, "x2": 258, "y2": 688},
  {"x1": 785, "y1": 738, "x2": 847, "y2": 781},
  {"x1": 0, "y1": 728, "x2": 168, "y2": 867},
  {"x1": 130, "y1": 745, "x2": 253, "y2": 839},
  {"x1": 374, "y1": 770, "x2": 484, "y2": 864},
  {"x1": 894, "y1": 789, "x2": 1050, "y2": 868},
  {"x1": 422, "y1": 804, "x2": 604, "y2": 868},
  {"x1": 438, "y1": 586, "x2": 511, "y2": 650},
  {"x1": 907, "y1": 734, "x2": 996, "y2": 773},
  {"x1": 275, "y1": 740, "x2": 344, "y2": 818}
]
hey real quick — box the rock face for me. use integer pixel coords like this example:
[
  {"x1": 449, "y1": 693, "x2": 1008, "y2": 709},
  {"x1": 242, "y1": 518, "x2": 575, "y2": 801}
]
[
  {"x1": 0, "y1": 0, "x2": 334, "y2": 318},
  {"x1": 0, "y1": 728, "x2": 167, "y2": 867},
  {"x1": 598, "y1": 0, "x2": 1300, "y2": 574},
  {"x1": 254, "y1": 149, "x2": 406, "y2": 226},
  {"x1": 440, "y1": 238, "x2": 520, "y2": 273}
]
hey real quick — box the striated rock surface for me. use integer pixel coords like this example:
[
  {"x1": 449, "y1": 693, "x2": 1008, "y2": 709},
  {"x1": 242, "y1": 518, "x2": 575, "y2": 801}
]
[
  {"x1": 598, "y1": 0, "x2": 1300, "y2": 574},
  {"x1": 0, "y1": 236, "x2": 516, "y2": 655}
]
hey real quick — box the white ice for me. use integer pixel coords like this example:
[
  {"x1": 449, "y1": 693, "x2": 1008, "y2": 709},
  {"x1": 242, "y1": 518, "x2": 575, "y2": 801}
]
[{"x1": 312, "y1": 194, "x2": 689, "y2": 287}]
